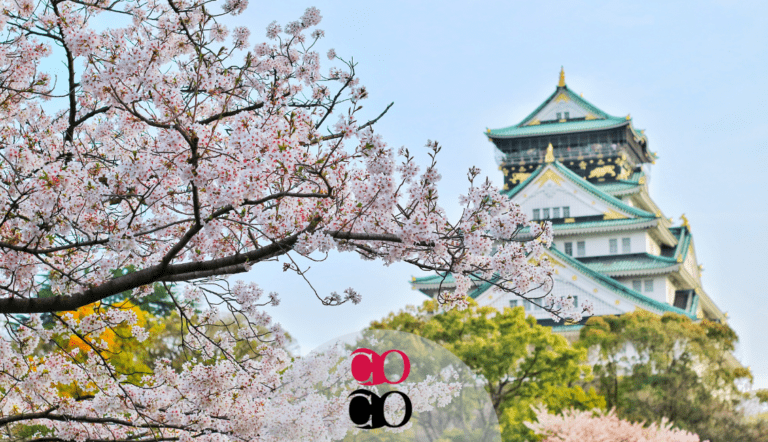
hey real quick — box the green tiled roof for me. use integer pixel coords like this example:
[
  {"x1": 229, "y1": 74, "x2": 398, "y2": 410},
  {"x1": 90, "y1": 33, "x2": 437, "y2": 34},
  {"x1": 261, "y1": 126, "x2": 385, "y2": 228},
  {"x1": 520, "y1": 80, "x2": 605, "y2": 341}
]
[
  {"x1": 503, "y1": 161, "x2": 656, "y2": 220},
  {"x1": 593, "y1": 172, "x2": 645, "y2": 195},
  {"x1": 513, "y1": 218, "x2": 657, "y2": 237},
  {"x1": 552, "y1": 162, "x2": 656, "y2": 218},
  {"x1": 421, "y1": 246, "x2": 697, "y2": 319},
  {"x1": 487, "y1": 117, "x2": 628, "y2": 138},
  {"x1": 517, "y1": 86, "x2": 612, "y2": 126},
  {"x1": 580, "y1": 254, "x2": 678, "y2": 274},
  {"x1": 485, "y1": 84, "x2": 649, "y2": 145},
  {"x1": 547, "y1": 247, "x2": 697, "y2": 319}
]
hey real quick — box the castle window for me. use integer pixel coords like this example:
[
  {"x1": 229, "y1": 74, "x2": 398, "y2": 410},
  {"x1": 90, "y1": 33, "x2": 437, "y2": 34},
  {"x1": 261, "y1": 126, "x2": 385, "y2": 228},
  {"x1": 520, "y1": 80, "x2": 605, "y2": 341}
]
[
  {"x1": 510, "y1": 300, "x2": 519, "y2": 308},
  {"x1": 542, "y1": 208, "x2": 550, "y2": 219},
  {"x1": 632, "y1": 280, "x2": 642, "y2": 292},
  {"x1": 564, "y1": 242, "x2": 573, "y2": 256},
  {"x1": 533, "y1": 209, "x2": 540, "y2": 220},
  {"x1": 622, "y1": 237, "x2": 631, "y2": 253},
  {"x1": 563, "y1": 206, "x2": 570, "y2": 217},
  {"x1": 673, "y1": 292, "x2": 689, "y2": 309},
  {"x1": 644, "y1": 280, "x2": 654, "y2": 292},
  {"x1": 577, "y1": 241, "x2": 586, "y2": 256},
  {"x1": 556, "y1": 112, "x2": 562, "y2": 120},
  {"x1": 564, "y1": 112, "x2": 570, "y2": 119},
  {"x1": 553, "y1": 207, "x2": 561, "y2": 218},
  {"x1": 609, "y1": 239, "x2": 618, "y2": 254},
  {"x1": 572, "y1": 296, "x2": 578, "y2": 308}
]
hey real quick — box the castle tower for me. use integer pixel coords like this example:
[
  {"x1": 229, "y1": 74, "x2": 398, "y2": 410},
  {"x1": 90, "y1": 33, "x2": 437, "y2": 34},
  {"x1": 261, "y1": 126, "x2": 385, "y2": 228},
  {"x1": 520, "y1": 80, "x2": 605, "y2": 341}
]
[{"x1": 411, "y1": 69, "x2": 726, "y2": 340}]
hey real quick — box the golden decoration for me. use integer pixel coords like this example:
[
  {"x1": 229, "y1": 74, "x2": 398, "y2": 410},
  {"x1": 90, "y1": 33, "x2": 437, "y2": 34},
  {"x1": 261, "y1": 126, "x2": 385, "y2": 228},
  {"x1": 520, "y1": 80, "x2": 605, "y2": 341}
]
[
  {"x1": 698, "y1": 264, "x2": 704, "y2": 271},
  {"x1": 572, "y1": 275, "x2": 577, "y2": 281},
  {"x1": 544, "y1": 143, "x2": 555, "y2": 163},
  {"x1": 503, "y1": 183, "x2": 509, "y2": 190},
  {"x1": 527, "y1": 119, "x2": 541, "y2": 126},
  {"x1": 535, "y1": 169, "x2": 564, "y2": 187},
  {"x1": 519, "y1": 159, "x2": 526, "y2": 166},
  {"x1": 502, "y1": 168, "x2": 509, "y2": 176},
  {"x1": 558, "y1": 66, "x2": 566, "y2": 87},
  {"x1": 564, "y1": 218, "x2": 575, "y2": 223},
  {"x1": 593, "y1": 288, "x2": 598, "y2": 293},
  {"x1": 616, "y1": 167, "x2": 631, "y2": 180},
  {"x1": 680, "y1": 214, "x2": 690, "y2": 229},
  {"x1": 510, "y1": 172, "x2": 531, "y2": 184},
  {"x1": 545, "y1": 253, "x2": 566, "y2": 268},
  {"x1": 523, "y1": 194, "x2": 527, "y2": 197},
  {"x1": 411, "y1": 276, "x2": 416, "y2": 282},
  {"x1": 519, "y1": 166, "x2": 526, "y2": 172},
  {"x1": 615, "y1": 300, "x2": 620, "y2": 305},
  {"x1": 555, "y1": 93, "x2": 570, "y2": 103},
  {"x1": 603, "y1": 209, "x2": 627, "y2": 220},
  {"x1": 486, "y1": 128, "x2": 491, "y2": 133},
  {"x1": 580, "y1": 93, "x2": 584, "y2": 97},
  {"x1": 588, "y1": 165, "x2": 616, "y2": 179},
  {"x1": 638, "y1": 176, "x2": 646, "y2": 185},
  {"x1": 577, "y1": 155, "x2": 584, "y2": 160},
  {"x1": 677, "y1": 256, "x2": 683, "y2": 263},
  {"x1": 558, "y1": 118, "x2": 566, "y2": 123},
  {"x1": 597, "y1": 159, "x2": 605, "y2": 165},
  {"x1": 589, "y1": 160, "x2": 594, "y2": 164},
  {"x1": 558, "y1": 156, "x2": 564, "y2": 162},
  {"x1": 626, "y1": 114, "x2": 631, "y2": 120},
  {"x1": 585, "y1": 114, "x2": 597, "y2": 120},
  {"x1": 591, "y1": 201, "x2": 596, "y2": 205},
  {"x1": 579, "y1": 161, "x2": 587, "y2": 170}
]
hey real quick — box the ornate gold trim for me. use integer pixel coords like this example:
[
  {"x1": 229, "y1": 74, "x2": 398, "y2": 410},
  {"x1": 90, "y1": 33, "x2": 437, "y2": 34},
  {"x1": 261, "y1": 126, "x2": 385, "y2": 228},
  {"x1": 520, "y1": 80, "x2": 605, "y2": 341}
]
[
  {"x1": 527, "y1": 119, "x2": 540, "y2": 126},
  {"x1": 544, "y1": 143, "x2": 555, "y2": 163},
  {"x1": 535, "y1": 169, "x2": 564, "y2": 187},
  {"x1": 510, "y1": 172, "x2": 531, "y2": 184},
  {"x1": 558, "y1": 66, "x2": 566, "y2": 87},
  {"x1": 603, "y1": 209, "x2": 627, "y2": 220},
  {"x1": 588, "y1": 165, "x2": 616, "y2": 179},
  {"x1": 564, "y1": 218, "x2": 575, "y2": 223},
  {"x1": 680, "y1": 214, "x2": 690, "y2": 229}
]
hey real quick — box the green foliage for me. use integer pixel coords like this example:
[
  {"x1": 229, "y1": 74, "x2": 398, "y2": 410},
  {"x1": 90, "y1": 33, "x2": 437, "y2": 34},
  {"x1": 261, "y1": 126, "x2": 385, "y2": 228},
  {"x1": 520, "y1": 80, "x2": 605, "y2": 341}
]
[
  {"x1": 577, "y1": 310, "x2": 766, "y2": 442},
  {"x1": 371, "y1": 299, "x2": 604, "y2": 441}
]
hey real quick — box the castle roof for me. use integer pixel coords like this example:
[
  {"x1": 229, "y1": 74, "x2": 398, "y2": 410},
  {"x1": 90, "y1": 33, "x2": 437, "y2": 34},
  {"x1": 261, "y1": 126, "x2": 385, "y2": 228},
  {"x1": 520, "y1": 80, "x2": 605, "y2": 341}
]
[{"x1": 485, "y1": 68, "x2": 648, "y2": 145}]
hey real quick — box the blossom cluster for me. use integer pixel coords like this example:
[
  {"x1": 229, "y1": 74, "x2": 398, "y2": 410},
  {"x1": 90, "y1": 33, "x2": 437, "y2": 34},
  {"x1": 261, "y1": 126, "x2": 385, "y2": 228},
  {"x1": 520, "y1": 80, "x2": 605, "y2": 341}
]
[{"x1": 0, "y1": 0, "x2": 565, "y2": 439}]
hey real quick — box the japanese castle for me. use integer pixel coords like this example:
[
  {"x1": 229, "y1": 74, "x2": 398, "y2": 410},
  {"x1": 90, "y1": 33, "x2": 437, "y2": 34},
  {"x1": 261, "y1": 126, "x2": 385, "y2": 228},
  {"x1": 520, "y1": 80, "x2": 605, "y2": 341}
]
[{"x1": 411, "y1": 68, "x2": 727, "y2": 340}]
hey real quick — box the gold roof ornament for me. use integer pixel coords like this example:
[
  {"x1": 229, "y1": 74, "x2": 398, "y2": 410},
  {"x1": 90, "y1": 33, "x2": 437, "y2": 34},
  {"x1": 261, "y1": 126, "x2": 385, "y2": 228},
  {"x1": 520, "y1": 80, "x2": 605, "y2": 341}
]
[
  {"x1": 544, "y1": 143, "x2": 555, "y2": 163},
  {"x1": 558, "y1": 66, "x2": 566, "y2": 87},
  {"x1": 626, "y1": 114, "x2": 631, "y2": 120},
  {"x1": 680, "y1": 214, "x2": 690, "y2": 229}
]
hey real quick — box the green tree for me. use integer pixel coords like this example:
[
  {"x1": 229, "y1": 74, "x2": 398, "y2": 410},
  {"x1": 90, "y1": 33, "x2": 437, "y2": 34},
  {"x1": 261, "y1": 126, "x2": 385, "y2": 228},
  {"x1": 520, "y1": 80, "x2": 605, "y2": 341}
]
[
  {"x1": 577, "y1": 310, "x2": 765, "y2": 442},
  {"x1": 370, "y1": 299, "x2": 604, "y2": 441}
]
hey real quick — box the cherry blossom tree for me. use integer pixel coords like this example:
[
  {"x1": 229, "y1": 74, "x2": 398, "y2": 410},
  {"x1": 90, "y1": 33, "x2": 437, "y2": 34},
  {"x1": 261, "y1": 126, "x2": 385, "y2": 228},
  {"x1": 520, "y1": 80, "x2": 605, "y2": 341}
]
[
  {"x1": 525, "y1": 406, "x2": 704, "y2": 442},
  {"x1": 0, "y1": 0, "x2": 578, "y2": 439}
]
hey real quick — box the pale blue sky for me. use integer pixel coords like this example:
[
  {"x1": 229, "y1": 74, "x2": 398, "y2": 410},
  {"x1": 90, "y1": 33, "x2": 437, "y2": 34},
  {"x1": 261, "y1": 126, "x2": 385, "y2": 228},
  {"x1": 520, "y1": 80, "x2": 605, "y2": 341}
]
[{"x1": 231, "y1": 0, "x2": 768, "y2": 389}]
